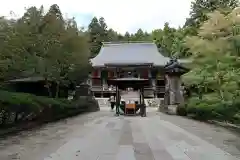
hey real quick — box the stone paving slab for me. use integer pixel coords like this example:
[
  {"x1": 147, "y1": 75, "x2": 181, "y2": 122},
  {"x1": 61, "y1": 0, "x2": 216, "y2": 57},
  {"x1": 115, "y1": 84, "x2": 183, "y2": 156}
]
[
  {"x1": 152, "y1": 149, "x2": 174, "y2": 160},
  {"x1": 0, "y1": 107, "x2": 239, "y2": 160},
  {"x1": 97, "y1": 154, "x2": 116, "y2": 160},
  {"x1": 166, "y1": 145, "x2": 191, "y2": 160},
  {"x1": 44, "y1": 113, "x2": 238, "y2": 160},
  {"x1": 133, "y1": 142, "x2": 154, "y2": 159},
  {"x1": 116, "y1": 145, "x2": 135, "y2": 160}
]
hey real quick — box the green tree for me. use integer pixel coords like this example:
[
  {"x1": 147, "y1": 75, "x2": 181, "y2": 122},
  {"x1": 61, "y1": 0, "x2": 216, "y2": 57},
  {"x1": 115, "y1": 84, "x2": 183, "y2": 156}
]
[
  {"x1": 88, "y1": 17, "x2": 101, "y2": 57},
  {"x1": 182, "y1": 7, "x2": 240, "y2": 123},
  {"x1": 99, "y1": 17, "x2": 108, "y2": 42},
  {"x1": 62, "y1": 18, "x2": 91, "y2": 91},
  {"x1": 0, "y1": 7, "x2": 45, "y2": 80},
  {"x1": 107, "y1": 28, "x2": 119, "y2": 42},
  {"x1": 0, "y1": 17, "x2": 15, "y2": 80},
  {"x1": 88, "y1": 17, "x2": 110, "y2": 57},
  {"x1": 124, "y1": 32, "x2": 131, "y2": 41},
  {"x1": 40, "y1": 4, "x2": 90, "y2": 97},
  {"x1": 133, "y1": 29, "x2": 144, "y2": 41},
  {"x1": 130, "y1": 29, "x2": 152, "y2": 41},
  {"x1": 152, "y1": 23, "x2": 179, "y2": 57},
  {"x1": 0, "y1": 5, "x2": 91, "y2": 97},
  {"x1": 185, "y1": 0, "x2": 239, "y2": 35},
  {"x1": 184, "y1": 7, "x2": 240, "y2": 102}
]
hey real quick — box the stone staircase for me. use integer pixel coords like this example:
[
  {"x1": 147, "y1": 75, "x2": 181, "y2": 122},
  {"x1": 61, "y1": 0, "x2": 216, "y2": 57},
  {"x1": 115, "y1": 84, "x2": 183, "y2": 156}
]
[
  {"x1": 95, "y1": 96, "x2": 163, "y2": 108},
  {"x1": 144, "y1": 98, "x2": 163, "y2": 107},
  {"x1": 120, "y1": 91, "x2": 139, "y2": 101}
]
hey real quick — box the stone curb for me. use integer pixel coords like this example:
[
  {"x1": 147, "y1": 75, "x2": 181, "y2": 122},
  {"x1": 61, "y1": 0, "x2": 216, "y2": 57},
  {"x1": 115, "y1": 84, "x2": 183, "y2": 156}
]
[
  {"x1": 158, "y1": 111, "x2": 240, "y2": 133},
  {"x1": 0, "y1": 111, "x2": 97, "y2": 137},
  {"x1": 208, "y1": 120, "x2": 240, "y2": 133}
]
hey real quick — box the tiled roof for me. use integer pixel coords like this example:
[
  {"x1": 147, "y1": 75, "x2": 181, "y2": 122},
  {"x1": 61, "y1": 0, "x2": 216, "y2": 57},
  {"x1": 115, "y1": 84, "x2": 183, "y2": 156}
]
[{"x1": 90, "y1": 42, "x2": 171, "y2": 67}]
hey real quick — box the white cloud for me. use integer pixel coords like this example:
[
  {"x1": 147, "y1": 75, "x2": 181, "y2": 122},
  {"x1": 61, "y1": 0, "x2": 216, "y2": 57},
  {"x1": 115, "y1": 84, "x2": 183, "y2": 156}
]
[{"x1": 0, "y1": 0, "x2": 193, "y2": 33}]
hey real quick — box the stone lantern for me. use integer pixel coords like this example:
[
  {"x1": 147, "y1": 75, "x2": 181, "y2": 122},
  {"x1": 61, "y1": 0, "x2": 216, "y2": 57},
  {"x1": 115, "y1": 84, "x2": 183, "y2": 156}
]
[{"x1": 163, "y1": 58, "x2": 189, "y2": 114}]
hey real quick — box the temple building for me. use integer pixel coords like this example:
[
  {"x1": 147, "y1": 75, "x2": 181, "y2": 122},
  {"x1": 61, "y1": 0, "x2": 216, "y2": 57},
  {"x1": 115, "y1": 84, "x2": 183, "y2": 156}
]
[{"x1": 88, "y1": 42, "x2": 189, "y2": 99}]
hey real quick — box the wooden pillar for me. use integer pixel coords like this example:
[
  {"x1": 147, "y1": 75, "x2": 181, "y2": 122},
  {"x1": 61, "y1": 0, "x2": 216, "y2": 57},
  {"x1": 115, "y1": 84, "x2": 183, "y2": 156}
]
[
  {"x1": 148, "y1": 68, "x2": 151, "y2": 78},
  {"x1": 139, "y1": 89, "x2": 141, "y2": 103},
  {"x1": 101, "y1": 68, "x2": 109, "y2": 98},
  {"x1": 140, "y1": 87, "x2": 146, "y2": 117},
  {"x1": 100, "y1": 69, "x2": 103, "y2": 98},
  {"x1": 115, "y1": 86, "x2": 120, "y2": 116},
  {"x1": 151, "y1": 78, "x2": 156, "y2": 98},
  {"x1": 115, "y1": 67, "x2": 120, "y2": 116},
  {"x1": 102, "y1": 78, "x2": 107, "y2": 91}
]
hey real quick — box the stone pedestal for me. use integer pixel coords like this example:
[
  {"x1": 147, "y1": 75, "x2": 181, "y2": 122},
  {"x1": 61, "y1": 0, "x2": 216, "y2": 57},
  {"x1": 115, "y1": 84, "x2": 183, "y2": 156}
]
[
  {"x1": 164, "y1": 75, "x2": 184, "y2": 115},
  {"x1": 169, "y1": 76, "x2": 184, "y2": 104},
  {"x1": 167, "y1": 105, "x2": 178, "y2": 114}
]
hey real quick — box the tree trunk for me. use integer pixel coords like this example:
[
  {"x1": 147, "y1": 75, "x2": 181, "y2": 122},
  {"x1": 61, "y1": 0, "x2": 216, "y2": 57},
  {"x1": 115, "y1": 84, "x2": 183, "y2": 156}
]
[
  {"x1": 45, "y1": 78, "x2": 52, "y2": 97},
  {"x1": 47, "y1": 85, "x2": 52, "y2": 97},
  {"x1": 2, "y1": 110, "x2": 8, "y2": 126},
  {"x1": 14, "y1": 111, "x2": 19, "y2": 123},
  {"x1": 198, "y1": 87, "x2": 203, "y2": 100},
  {"x1": 55, "y1": 82, "x2": 60, "y2": 98}
]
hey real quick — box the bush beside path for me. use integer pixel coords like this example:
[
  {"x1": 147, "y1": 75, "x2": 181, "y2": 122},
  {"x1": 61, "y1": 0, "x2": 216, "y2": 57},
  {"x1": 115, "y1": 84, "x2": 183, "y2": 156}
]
[{"x1": 0, "y1": 90, "x2": 99, "y2": 136}]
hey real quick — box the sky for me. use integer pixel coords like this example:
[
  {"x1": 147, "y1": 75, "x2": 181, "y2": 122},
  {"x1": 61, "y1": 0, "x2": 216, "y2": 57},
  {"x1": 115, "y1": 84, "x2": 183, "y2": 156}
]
[{"x1": 0, "y1": 0, "x2": 193, "y2": 34}]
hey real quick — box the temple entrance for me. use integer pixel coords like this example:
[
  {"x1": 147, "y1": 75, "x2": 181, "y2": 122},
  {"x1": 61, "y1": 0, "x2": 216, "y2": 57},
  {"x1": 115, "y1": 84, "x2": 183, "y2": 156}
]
[
  {"x1": 119, "y1": 90, "x2": 141, "y2": 114},
  {"x1": 107, "y1": 77, "x2": 148, "y2": 117}
]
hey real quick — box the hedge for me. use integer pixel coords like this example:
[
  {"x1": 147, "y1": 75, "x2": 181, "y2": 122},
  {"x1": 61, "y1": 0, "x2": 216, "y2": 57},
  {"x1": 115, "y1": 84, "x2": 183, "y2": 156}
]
[
  {"x1": 0, "y1": 90, "x2": 99, "y2": 130},
  {"x1": 184, "y1": 96, "x2": 240, "y2": 124}
]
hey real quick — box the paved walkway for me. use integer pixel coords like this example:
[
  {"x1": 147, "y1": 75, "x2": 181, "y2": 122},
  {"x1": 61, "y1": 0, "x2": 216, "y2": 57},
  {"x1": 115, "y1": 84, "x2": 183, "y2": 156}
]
[{"x1": 0, "y1": 107, "x2": 239, "y2": 160}]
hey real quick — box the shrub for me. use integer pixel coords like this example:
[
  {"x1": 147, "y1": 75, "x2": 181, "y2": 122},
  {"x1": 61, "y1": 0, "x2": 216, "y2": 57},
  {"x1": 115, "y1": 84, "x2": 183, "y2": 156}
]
[
  {"x1": 176, "y1": 104, "x2": 187, "y2": 116},
  {"x1": 233, "y1": 113, "x2": 240, "y2": 124},
  {"x1": 185, "y1": 94, "x2": 240, "y2": 124},
  {"x1": 0, "y1": 90, "x2": 99, "y2": 128}
]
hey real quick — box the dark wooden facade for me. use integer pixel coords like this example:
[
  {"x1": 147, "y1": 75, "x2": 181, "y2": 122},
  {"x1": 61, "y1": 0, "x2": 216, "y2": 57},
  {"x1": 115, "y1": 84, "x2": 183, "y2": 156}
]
[{"x1": 89, "y1": 67, "x2": 165, "y2": 98}]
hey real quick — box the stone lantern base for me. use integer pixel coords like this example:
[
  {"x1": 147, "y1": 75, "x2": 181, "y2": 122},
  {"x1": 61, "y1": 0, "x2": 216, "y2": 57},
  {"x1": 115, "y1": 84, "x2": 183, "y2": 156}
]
[
  {"x1": 167, "y1": 104, "x2": 178, "y2": 115},
  {"x1": 159, "y1": 104, "x2": 179, "y2": 115}
]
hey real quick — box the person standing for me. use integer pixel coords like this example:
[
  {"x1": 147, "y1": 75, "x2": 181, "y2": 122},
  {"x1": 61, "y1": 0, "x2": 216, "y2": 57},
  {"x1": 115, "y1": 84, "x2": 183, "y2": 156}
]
[{"x1": 108, "y1": 95, "x2": 115, "y2": 110}]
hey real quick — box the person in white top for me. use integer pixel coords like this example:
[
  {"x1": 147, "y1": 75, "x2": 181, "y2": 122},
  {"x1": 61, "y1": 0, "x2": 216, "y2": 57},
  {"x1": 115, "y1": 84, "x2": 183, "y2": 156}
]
[{"x1": 108, "y1": 95, "x2": 115, "y2": 110}]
